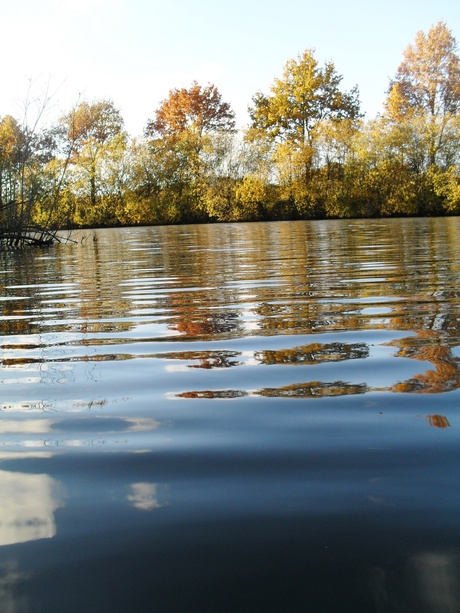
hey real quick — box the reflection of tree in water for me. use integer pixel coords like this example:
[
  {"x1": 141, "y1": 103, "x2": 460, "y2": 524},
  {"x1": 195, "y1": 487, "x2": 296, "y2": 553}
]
[
  {"x1": 171, "y1": 328, "x2": 460, "y2": 400},
  {"x1": 255, "y1": 342, "x2": 368, "y2": 365},
  {"x1": 257, "y1": 381, "x2": 368, "y2": 398},
  {"x1": 170, "y1": 308, "x2": 243, "y2": 339},
  {"x1": 161, "y1": 350, "x2": 242, "y2": 369},
  {"x1": 176, "y1": 382, "x2": 368, "y2": 399},
  {"x1": 427, "y1": 415, "x2": 451, "y2": 428},
  {"x1": 389, "y1": 330, "x2": 460, "y2": 394},
  {"x1": 177, "y1": 389, "x2": 248, "y2": 399}
]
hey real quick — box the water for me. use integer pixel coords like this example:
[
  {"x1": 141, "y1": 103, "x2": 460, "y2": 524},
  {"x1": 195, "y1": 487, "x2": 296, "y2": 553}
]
[{"x1": 0, "y1": 218, "x2": 459, "y2": 612}]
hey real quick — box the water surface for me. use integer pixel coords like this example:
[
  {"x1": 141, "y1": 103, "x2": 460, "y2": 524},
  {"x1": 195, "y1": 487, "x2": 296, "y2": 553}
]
[{"x1": 1, "y1": 219, "x2": 459, "y2": 611}]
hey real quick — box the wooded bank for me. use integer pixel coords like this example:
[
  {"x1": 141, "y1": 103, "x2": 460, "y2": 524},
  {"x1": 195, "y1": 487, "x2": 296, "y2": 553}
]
[{"x1": 1, "y1": 22, "x2": 459, "y2": 245}]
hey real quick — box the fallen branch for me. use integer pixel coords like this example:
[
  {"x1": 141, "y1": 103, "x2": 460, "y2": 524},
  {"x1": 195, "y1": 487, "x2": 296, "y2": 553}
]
[{"x1": 0, "y1": 225, "x2": 72, "y2": 248}]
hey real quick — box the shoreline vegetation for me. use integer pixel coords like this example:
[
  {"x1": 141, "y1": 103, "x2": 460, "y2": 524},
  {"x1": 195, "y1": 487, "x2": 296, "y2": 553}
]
[{"x1": 1, "y1": 21, "x2": 460, "y2": 247}]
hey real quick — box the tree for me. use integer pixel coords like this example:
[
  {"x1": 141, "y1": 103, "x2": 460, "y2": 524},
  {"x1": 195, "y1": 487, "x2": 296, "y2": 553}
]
[
  {"x1": 0, "y1": 95, "x2": 70, "y2": 246},
  {"x1": 145, "y1": 81, "x2": 235, "y2": 139},
  {"x1": 248, "y1": 49, "x2": 361, "y2": 215},
  {"x1": 386, "y1": 21, "x2": 460, "y2": 168},
  {"x1": 387, "y1": 22, "x2": 460, "y2": 121},
  {"x1": 249, "y1": 50, "x2": 361, "y2": 147},
  {"x1": 67, "y1": 99, "x2": 125, "y2": 148},
  {"x1": 0, "y1": 116, "x2": 24, "y2": 215},
  {"x1": 61, "y1": 100, "x2": 127, "y2": 225},
  {"x1": 144, "y1": 82, "x2": 236, "y2": 221}
]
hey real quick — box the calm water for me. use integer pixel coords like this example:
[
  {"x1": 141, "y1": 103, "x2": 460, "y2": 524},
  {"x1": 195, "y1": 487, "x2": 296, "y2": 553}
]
[{"x1": 0, "y1": 218, "x2": 459, "y2": 612}]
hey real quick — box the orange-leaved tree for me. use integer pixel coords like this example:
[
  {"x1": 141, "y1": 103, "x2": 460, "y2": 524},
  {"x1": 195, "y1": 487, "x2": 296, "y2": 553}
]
[
  {"x1": 144, "y1": 82, "x2": 236, "y2": 221},
  {"x1": 145, "y1": 81, "x2": 235, "y2": 140}
]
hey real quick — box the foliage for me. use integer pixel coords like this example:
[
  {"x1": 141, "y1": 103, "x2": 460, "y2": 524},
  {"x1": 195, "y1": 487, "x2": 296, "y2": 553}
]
[
  {"x1": 387, "y1": 22, "x2": 460, "y2": 122},
  {"x1": 3, "y1": 23, "x2": 460, "y2": 236},
  {"x1": 60, "y1": 100, "x2": 127, "y2": 226},
  {"x1": 248, "y1": 49, "x2": 362, "y2": 217},
  {"x1": 249, "y1": 49, "x2": 361, "y2": 146},
  {"x1": 145, "y1": 81, "x2": 236, "y2": 139},
  {"x1": 0, "y1": 86, "x2": 72, "y2": 246},
  {"x1": 386, "y1": 21, "x2": 460, "y2": 171},
  {"x1": 143, "y1": 82, "x2": 237, "y2": 222}
]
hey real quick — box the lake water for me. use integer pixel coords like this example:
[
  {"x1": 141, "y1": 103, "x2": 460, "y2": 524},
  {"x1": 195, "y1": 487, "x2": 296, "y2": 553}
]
[{"x1": 0, "y1": 218, "x2": 459, "y2": 612}]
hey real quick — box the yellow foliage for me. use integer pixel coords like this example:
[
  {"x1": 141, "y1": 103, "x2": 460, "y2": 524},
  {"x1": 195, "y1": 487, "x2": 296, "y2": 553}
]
[{"x1": 234, "y1": 176, "x2": 266, "y2": 207}]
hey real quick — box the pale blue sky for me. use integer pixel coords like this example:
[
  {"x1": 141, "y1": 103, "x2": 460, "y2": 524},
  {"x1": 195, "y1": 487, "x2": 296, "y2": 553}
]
[{"x1": 1, "y1": 0, "x2": 459, "y2": 135}]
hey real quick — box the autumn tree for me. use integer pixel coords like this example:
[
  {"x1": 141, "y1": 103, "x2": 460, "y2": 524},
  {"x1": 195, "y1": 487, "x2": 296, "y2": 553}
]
[
  {"x1": 0, "y1": 103, "x2": 70, "y2": 245},
  {"x1": 61, "y1": 99, "x2": 127, "y2": 225},
  {"x1": 145, "y1": 81, "x2": 235, "y2": 139},
  {"x1": 0, "y1": 116, "x2": 24, "y2": 215},
  {"x1": 248, "y1": 49, "x2": 361, "y2": 215},
  {"x1": 389, "y1": 25, "x2": 459, "y2": 111},
  {"x1": 385, "y1": 22, "x2": 460, "y2": 213},
  {"x1": 144, "y1": 82, "x2": 236, "y2": 221}
]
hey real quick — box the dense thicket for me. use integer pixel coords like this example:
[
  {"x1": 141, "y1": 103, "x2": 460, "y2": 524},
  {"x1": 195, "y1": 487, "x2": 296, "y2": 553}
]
[{"x1": 1, "y1": 22, "x2": 459, "y2": 242}]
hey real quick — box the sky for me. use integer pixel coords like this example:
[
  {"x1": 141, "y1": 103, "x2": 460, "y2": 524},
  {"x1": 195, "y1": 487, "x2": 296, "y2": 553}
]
[{"x1": 1, "y1": 0, "x2": 459, "y2": 136}]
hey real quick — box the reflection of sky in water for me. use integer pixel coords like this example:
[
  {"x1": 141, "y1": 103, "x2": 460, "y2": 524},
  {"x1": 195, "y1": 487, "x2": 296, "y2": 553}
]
[
  {"x1": 410, "y1": 551, "x2": 460, "y2": 611},
  {"x1": 0, "y1": 417, "x2": 161, "y2": 452},
  {"x1": 0, "y1": 220, "x2": 459, "y2": 610},
  {"x1": 127, "y1": 483, "x2": 165, "y2": 511},
  {"x1": 0, "y1": 470, "x2": 62, "y2": 546}
]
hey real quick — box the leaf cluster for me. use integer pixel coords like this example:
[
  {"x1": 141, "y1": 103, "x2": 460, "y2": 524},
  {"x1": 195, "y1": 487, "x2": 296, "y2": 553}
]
[
  {"x1": 249, "y1": 50, "x2": 362, "y2": 146},
  {"x1": 145, "y1": 81, "x2": 236, "y2": 140}
]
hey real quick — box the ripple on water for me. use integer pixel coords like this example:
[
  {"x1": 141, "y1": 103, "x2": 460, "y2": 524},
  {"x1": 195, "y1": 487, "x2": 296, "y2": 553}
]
[{"x1": 0, "y1": 219, "x2": 459, "y2": 611}]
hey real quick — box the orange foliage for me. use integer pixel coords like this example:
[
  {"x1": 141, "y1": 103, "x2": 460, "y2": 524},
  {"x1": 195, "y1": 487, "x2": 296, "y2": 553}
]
[{"x1": 145, "y1": 81, "x2": 235, "y2": 138}]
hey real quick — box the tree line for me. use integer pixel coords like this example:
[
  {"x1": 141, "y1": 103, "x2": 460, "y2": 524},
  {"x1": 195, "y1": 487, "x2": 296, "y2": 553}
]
[{"x1": 1, "y1": 21, "x2": 459, "y2": 243}]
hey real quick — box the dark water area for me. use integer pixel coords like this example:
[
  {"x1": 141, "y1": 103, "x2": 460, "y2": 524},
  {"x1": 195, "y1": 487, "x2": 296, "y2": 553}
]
[{"x1": 0, "y1": 218, "x2": 459, "y2": 612}]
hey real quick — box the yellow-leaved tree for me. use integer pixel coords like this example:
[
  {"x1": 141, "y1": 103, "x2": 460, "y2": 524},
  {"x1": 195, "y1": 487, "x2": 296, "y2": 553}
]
[
  {"x1": 248, "y1": 49, "x2": 361, "y2": 217},
  {"x1": 61, "y1": 100, "x2": 127, "y2": 226},
  {"x1": 386, "y1": 21, "x2": 460, "y2": 213}
]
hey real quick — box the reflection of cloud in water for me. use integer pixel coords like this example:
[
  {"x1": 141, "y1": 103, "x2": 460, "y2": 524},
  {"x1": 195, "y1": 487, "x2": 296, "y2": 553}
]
[
  {"x1": 411, "y1": 551, "x2": 460, "y2": 612},
  {"x1": 0, "y1": 451, "x2": 54, "y2": 460},
  {"x1": 127, "y1": 483, "x2": 164, "y2": 511},
  {"x1": 370, "y1": 550, "x2": 460, "y2": 612},
  {"x1": 0, "y1": 417, "x2": 160, "y2": 452},
  {"x1": 0, "y1": 420, "x2": 53, "y2": 434},
  {"x1": 165, "y1": 364, "x2": 189, "y2": 373},
  {"x1": 0, "y1": 561, "x2": 29, "y2": 612},
  {"x1": 50, "y1": 416, "x2": 160, "y2": 433},
  {"x1": 0, "y1": 470, "x2": 63, "y2": 546}
]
